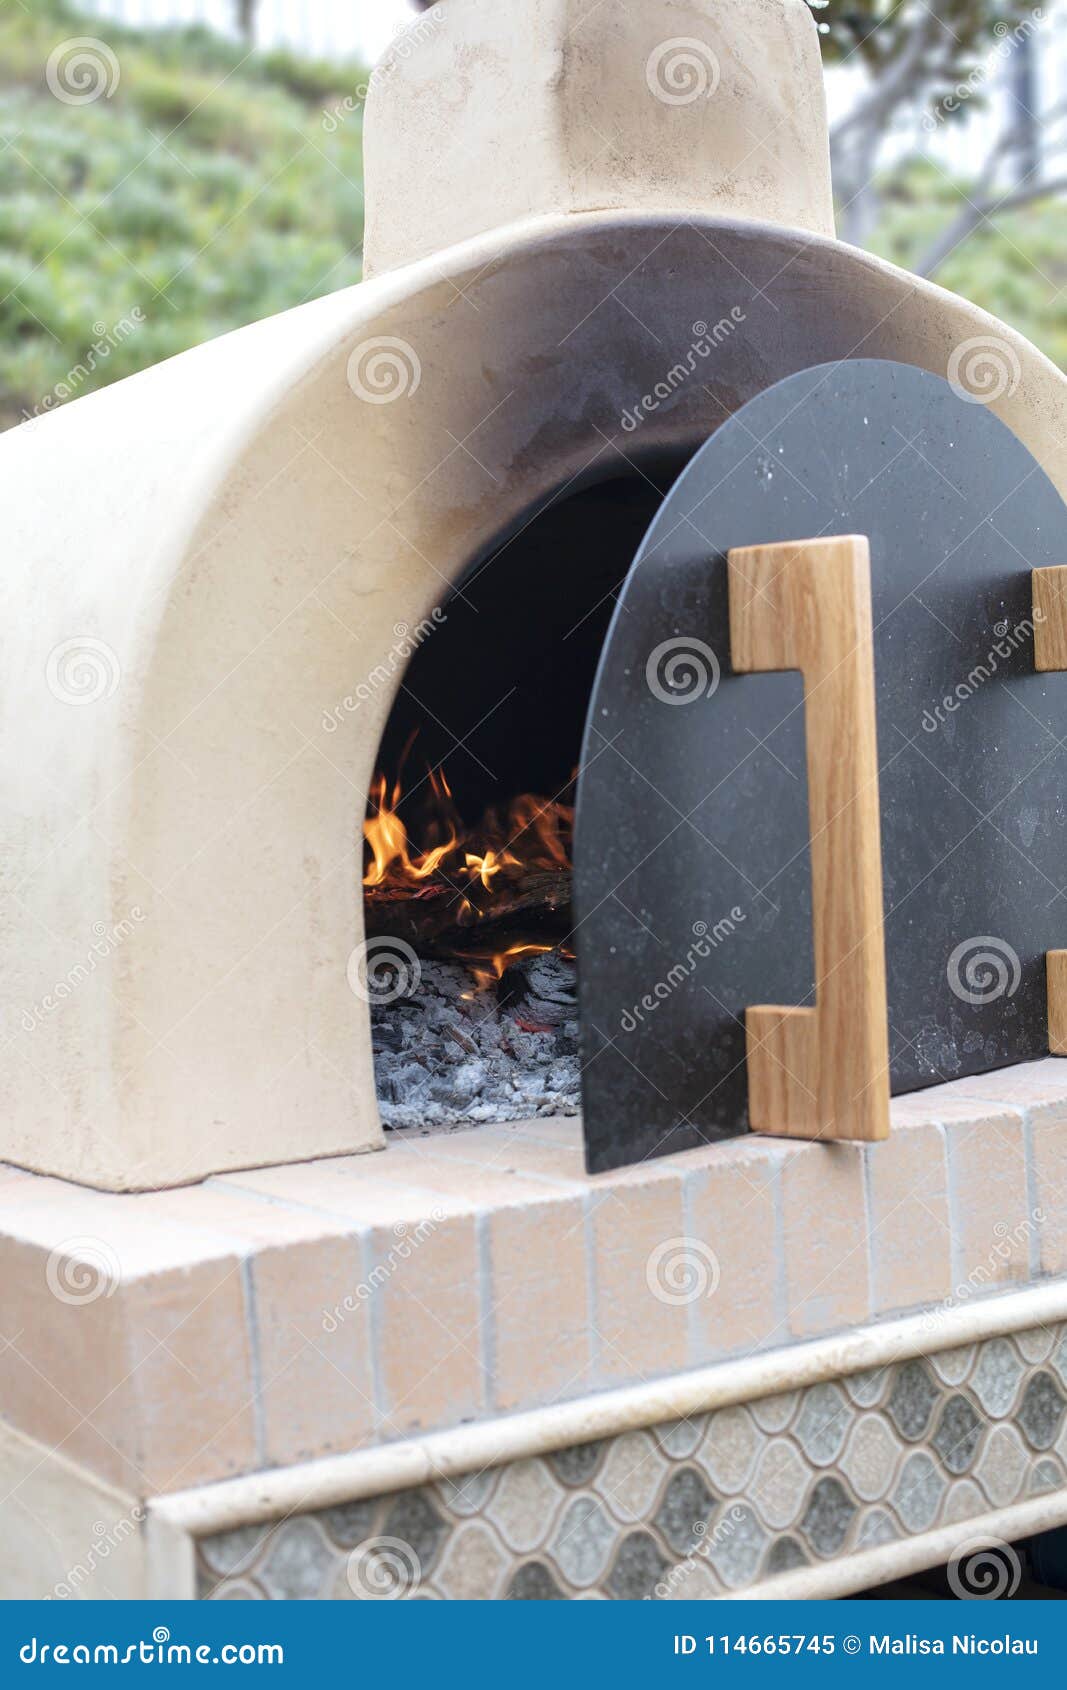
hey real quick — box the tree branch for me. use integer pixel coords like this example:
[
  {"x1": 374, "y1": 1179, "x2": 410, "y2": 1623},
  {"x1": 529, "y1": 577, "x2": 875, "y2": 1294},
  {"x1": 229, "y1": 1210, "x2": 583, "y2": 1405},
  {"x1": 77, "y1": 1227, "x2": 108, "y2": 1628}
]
[{"x1": 916, "y1": 174, "x2": 1067, "y2": 277}]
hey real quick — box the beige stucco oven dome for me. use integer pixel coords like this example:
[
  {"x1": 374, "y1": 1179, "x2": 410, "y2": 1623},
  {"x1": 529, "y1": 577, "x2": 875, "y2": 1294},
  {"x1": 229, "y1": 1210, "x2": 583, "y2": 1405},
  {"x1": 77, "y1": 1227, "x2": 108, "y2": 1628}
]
[{"x1": 3, "y1": 0, "x2": 1067, "y2": 1191}]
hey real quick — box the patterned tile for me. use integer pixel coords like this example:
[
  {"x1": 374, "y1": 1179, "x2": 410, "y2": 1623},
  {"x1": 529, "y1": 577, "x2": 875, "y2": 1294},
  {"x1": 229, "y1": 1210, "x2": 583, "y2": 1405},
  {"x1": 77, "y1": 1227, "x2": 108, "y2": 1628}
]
[
  {"x1": 382, "y1": 1492, "x2": 447, "y2": 1575},
  {"x1": 892, "y1": 1451, "x2": 945, "y2": 1534},
  {"x1": 549, "y1": 1441, "x2": 605, "y2": 1487},
  {"x1": 794, "y1": 1382, "x2": 852, "y2": 1466},
  {"x1": 1017, "y1": 1372, "x2": 1066, "y2": 1450},
  {"x1": 799, "y1": 1477, "x2": 856, "y2": 1558},
  {"x1": 549, "y1": 1496, "x2": 615, "y2": 1589},
  {"x1": 931, "y1": 1394, "x2": 983, "y2": 1475},
  {"x1": 855, "y1": 1514, "x2": 899, "y2": 1548},
  {"x1": 196, "y1": 1317, "x2": 1067, "y2": 1601},
  {"x1": 434, "y1": 1522, "x2": 507, "y2": 1600},
  {"x1": 975, "y1": 1424, "x2": 1029, "y2": 1508},
  {"x1": 1015, "y1": 1328, "x2": 1056, "y2": 1364},
  {"x1": 653, "y1": 1467, "x2": 717, "y2": 1555},
  {"x1": 708, "y1": 1504, "x2": 767, "y2": 1589},
  {"x1": 654, "y1": 1418, "x2": 705, "y2": 1458},
  {"x1": 1030, "y1": 1457, "x2": 1065, "y2": 1496},
  {"x1": 206, "y1": 1577, "x2": 264, "y2": 1600},
  {"x1": 200, "y1": 1523, "x2": 272, "y2": 1578},
  {"x1": 929, "y1": 1345, "x2": 975, "y2": 1388},
  {"x1": 971, "y1": 1338, "x2": 1024, "y2": 1417},
  {"x1": 749, "y1": 1438, "x2": 810, "y2": 1530},
  {"x1": 844, "y1": 1368, "x2": 890, "y2": 1408},
  {"x1": 751, "y1": 1391, "x2": 800, "y2": 1432},
  {"x1": 489, "y1": 1460, "x2": 563, "y2": 1553},
  {"x1": 856, "y1": 1508, "x2": 899, "y2": 1549},
  {"x1": 841, "y1": 1414, "x2": 902, "y2": 1504},
  {"x1": 594, "y1": 1431, "x2": 665, "y2": 1524},
  {"x1": 764, "y1": 1535, "x2": 810, "y2": 1575},
  {"x1": 887, "y1": 1360, "x2": 940, "y2": 1441},
  {"x1": 258, "y1": 1517, "x2": 333, "y2": 1600},
  {"x1": 943, "y1": 1479, "x2": 986, "y2": 1525},
  {"x1": 318, "y1": 1501, "x2": 378, "y2": 1547},
  {"x1": 508, "y1": 1561, "x2": 565, "y2": 1599},
  {"x1": 607, "y1": 1530, "x2": 670, "y2": 1599},
  {"x1": 434, "y1": 1471, "x2": 497, "y2": 1518},
  {"x1": 660, "y1": 1558, "x2": 720, "y2": 1600},
  {"x1": 700, "y1": 1406, "x2": 759, "y2": 1492}
]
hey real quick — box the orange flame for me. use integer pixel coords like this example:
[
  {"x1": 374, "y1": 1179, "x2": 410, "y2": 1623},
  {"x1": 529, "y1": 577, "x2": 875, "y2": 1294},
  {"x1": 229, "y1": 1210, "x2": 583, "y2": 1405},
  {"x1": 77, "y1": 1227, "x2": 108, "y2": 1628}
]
[
  {"x1": 363, "y1": 770, "x2": 573, "y2": 899},
  {"x1": 363, "y1": 774, "x2": 458, "y2": 887},
  {"x1": 363, "y1": 766, "x2": 574, "y2": 984}
]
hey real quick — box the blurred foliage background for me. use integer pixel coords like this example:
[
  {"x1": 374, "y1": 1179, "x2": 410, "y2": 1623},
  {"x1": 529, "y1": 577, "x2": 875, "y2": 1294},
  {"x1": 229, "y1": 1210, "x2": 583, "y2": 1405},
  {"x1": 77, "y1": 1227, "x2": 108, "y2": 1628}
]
[
  {"x1": 2, "y1": 0, "x2": 1067, "y2": 429},
  {"x1": 0, "y1": 0, "x2": 367, "y2": 427}
]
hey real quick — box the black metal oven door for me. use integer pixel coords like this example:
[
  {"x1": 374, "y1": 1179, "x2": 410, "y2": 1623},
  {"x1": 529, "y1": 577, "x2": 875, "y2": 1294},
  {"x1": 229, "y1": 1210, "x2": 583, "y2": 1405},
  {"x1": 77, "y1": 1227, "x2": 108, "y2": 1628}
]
[{"x1": 576, "y1": 357, "x2": 1067, "y2": 1173}]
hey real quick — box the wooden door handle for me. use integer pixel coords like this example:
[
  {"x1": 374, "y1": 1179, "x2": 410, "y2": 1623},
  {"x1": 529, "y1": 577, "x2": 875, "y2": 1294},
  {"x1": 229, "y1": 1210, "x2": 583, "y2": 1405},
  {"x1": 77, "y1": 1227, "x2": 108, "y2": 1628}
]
[
  {"x1": 1033, "y1": 566, "x2": 1067, "y2": 1053},
  {"x1": 728, "y1": 535, "x2": 890, "y2": 1141}
]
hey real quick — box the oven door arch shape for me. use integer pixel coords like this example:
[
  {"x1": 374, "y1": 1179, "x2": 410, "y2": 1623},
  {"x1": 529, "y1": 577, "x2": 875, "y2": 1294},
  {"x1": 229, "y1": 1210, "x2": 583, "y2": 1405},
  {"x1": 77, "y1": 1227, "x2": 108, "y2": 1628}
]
[{"x1": 577, "y1": 358, "x2": 1067, "y2": 1173}]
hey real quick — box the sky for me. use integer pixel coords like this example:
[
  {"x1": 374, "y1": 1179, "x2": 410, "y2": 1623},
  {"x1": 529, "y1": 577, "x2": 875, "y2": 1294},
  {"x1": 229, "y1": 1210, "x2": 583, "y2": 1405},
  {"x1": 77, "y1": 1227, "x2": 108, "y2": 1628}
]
[
  {"x1": 355, "y1": 0, "x2": 420, "y2": 61},
  {"x1": 82, "y1": 1, "x2": 426, "y2": 65},
  {"x1": 78, "y1": 0, "x2": 1067, "y2": 183}
]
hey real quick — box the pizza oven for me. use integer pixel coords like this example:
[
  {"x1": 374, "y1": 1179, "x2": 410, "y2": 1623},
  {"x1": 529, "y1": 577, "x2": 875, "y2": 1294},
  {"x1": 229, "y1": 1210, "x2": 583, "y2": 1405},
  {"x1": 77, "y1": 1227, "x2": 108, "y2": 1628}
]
[{"x1": 4, "y1": 0, "x2": 1067, "y2": 1190}]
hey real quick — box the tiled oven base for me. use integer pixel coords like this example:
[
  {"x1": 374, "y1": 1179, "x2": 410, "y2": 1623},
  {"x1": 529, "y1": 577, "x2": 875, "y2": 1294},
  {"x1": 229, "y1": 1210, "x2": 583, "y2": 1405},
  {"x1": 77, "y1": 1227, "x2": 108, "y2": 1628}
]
[
  {"x1": 8, "y1": 1058, "x2": 1067, "y2": 1500},
  {"x1": 194, "y1": 1319, "x2": 1067, "y2": 1600}
]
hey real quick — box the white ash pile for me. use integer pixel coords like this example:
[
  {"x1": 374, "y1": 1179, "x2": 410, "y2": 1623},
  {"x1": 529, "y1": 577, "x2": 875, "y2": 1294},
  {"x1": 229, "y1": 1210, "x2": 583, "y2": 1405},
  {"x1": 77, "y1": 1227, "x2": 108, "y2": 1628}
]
[{"x1": 371, "y1": 948, "x2": 579, "y2": 1133}]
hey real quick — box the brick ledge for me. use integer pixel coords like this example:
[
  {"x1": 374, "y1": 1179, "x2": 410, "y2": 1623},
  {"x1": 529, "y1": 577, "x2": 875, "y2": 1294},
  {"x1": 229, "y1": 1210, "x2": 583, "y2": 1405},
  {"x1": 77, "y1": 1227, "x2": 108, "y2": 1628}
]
[{"x1": 3, "y1": 1057, "x2": 1067, "y2": 1497}]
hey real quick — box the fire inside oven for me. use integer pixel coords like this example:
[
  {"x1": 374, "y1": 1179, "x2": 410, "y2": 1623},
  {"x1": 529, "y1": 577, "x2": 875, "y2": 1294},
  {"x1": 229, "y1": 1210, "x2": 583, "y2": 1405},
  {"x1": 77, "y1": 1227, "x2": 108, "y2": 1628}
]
[
  {"x1": 366, "y1": 356, "x2": 1067, "y2": 1168},
  {"x1": 363, "y1": 472, "x2": 677, "y2": 1134}
]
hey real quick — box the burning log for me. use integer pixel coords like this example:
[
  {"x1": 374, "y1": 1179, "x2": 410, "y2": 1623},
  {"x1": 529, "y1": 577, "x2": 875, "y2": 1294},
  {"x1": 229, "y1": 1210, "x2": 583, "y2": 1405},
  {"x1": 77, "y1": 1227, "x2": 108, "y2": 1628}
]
[
  {"x1": 363, "y1": 869, "x2": 572, "y2": 958},
  {"x1": 362, "y1": 760, "x2": 575, "y2": 964}
]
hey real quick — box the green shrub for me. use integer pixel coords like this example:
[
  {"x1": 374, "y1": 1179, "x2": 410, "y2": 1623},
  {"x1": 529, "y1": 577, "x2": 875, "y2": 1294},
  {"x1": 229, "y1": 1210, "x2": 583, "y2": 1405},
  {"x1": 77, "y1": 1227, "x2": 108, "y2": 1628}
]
[
  {"x1": 866, "y1": 162, "x2": 1067, "y2": 372},
  {"x1": 0, "y1": 0, "x2": 366, "y2": 428}
]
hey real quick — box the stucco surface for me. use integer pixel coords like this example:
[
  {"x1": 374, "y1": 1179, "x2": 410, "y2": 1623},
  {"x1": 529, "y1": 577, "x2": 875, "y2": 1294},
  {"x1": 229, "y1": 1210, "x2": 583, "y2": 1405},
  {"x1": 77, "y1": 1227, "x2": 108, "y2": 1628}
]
[
  {"x1": 363, "y1": 0, "x2": 835, "y2": 276},
  {"x1": 3, "y1": 206, "x2": 1067, "y2": 1189}
]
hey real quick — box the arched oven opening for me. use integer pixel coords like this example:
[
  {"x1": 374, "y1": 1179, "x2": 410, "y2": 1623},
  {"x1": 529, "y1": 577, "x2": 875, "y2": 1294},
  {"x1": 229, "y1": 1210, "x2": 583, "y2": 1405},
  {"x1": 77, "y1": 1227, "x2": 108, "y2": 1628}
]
[{"x1": 363, "y1": 465, "x2": 686, "y2": 1136}]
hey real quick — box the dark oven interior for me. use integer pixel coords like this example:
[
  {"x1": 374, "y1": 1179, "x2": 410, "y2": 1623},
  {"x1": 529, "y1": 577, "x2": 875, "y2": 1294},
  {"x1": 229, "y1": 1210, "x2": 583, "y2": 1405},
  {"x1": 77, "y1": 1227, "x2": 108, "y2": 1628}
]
[{"x1": 363, "y1": 467, "x2": 685, "y2": 1135}]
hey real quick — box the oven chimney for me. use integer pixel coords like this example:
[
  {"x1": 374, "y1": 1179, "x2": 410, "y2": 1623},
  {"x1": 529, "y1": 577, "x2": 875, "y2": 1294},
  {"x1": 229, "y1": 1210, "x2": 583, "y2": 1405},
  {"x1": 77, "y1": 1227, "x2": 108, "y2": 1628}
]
[{"x1": 362, "y1": 0, "x2": 834, "y2": 278}]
